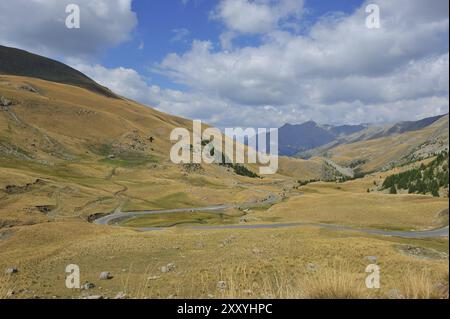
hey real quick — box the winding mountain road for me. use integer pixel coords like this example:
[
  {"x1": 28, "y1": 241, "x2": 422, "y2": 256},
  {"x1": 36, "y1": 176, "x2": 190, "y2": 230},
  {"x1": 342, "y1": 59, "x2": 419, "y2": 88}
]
[{"x1": 93, "y1": 196, "x2": 449, "y2": 238}]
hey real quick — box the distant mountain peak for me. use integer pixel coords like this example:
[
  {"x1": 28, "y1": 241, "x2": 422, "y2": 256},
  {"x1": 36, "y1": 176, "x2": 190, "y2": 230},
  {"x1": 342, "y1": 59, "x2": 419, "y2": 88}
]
[{"x1": 277, "y1": 113, "x2": 449, "y2": 157}]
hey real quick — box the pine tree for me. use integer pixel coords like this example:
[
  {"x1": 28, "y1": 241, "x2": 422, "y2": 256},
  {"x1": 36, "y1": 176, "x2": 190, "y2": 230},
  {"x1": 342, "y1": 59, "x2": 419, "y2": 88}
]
[{"x1": 389, "y1": 185, "x2": 397, "y2": 194}]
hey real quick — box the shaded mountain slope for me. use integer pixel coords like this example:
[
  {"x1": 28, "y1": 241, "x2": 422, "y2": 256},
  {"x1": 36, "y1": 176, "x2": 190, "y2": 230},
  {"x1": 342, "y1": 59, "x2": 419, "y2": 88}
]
[{"x1": 0, "y1": 45, "x2": 117, "y2": 98}]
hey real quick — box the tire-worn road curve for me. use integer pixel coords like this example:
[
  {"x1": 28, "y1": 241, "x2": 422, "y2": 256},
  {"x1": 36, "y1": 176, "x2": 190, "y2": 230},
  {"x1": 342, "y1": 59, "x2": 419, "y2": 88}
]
[{"x1": 94, "y1": 199, "x2": 449, "y2": 238}]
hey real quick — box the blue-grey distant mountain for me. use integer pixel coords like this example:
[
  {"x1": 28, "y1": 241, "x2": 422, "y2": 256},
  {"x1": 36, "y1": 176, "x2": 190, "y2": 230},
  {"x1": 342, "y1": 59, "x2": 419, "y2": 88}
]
[
  {"x1": 278, "y1": 113, "x2": 449, "y2": 158},
  {"x1": 370, "y1": 113, "x2": 448, "y2": 139},
  {"x1": 277, "y1": 121, "x2": 366, "y2": 156}
]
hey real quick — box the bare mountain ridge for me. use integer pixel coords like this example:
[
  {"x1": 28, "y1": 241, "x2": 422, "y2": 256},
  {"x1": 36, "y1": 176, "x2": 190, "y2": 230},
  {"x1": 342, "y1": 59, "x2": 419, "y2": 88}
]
[
  {"x1": 0, "y1": 45, "x2": 117, "y2": 98},
  {"x1": 277, "y1": 121, "x2": 367, "y2": 156},
  {"x1": 278, "y1": 114, "x2": 448, "y2": 158}
]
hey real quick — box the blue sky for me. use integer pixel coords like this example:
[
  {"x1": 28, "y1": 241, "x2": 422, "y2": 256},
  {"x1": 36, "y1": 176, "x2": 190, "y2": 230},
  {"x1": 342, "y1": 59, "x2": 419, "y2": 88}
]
[
  {"x1": 0, "y1": 0, "x2": 448, "y2": 128},
  {"x1": 101, "y1": 0, "x2": 365, "y2": 90}
]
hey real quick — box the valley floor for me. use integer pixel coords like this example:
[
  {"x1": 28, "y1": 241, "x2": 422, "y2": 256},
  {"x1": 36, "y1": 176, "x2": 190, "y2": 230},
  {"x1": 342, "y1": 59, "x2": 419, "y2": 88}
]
[{"x1": 0, "y1": 158, "x2": 448, "y2": 299}]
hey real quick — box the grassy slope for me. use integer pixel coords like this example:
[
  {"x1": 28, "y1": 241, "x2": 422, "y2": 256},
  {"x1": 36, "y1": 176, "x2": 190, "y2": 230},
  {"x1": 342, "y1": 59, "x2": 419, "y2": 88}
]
[
  {"x1": 0, "y1": 75, "x2": 448, "y2": 299},
  {"x1": 324, "y1": 115, "x2": 449, "y2": 172}
]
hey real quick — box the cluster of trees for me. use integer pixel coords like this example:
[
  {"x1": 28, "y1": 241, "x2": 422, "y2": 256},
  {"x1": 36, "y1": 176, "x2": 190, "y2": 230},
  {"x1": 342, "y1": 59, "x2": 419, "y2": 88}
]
[
  {"x1": 382, "y1": 151, "x2": 449, "y2": 197},
  {"x1": 217, "y1": 153, "x2": 259, "y2": 178},
  {"x1": 229, "y1": 163, "x2": 260, "y2": 178},
  {"x1": 336, "y1": 171, "x2": 366, "y2": 183},
  {"x1": 297, "y1": 179, "x2": 319, "y2": 187}
]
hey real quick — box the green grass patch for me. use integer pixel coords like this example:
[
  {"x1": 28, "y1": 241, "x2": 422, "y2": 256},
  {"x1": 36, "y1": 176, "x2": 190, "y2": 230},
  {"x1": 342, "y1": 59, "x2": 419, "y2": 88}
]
[
  {"x1": 185, "y1": 176, "x2": 224, "y2": 188},
  {"x1": 149, "y1": 192, "x2": 201, "y2": 209},
  {"x1": 121, "y1": 211, "x2": 244, "y2": 228}
]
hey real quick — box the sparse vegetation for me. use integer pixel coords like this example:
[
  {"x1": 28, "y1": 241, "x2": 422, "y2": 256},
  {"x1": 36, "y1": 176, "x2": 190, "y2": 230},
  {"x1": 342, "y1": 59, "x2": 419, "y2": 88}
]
[
  {"x1": 0, "y1": 273, "x2": 15, "y2": 299},
  {"x1": 217, "y1": 153, "x2": 259, "y2": 178},
  {"x1": 0, "y1": 71, "x2": 448, "y2": 300},
  {"x1": 397, "y1": 269, "x2": 449, "y2": 299}
]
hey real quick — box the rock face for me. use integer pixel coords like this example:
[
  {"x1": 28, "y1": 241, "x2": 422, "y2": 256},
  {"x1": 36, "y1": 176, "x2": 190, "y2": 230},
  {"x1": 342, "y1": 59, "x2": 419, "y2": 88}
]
[{"x1": 99, "y1": 271, "x2": 113, "y2": 280}]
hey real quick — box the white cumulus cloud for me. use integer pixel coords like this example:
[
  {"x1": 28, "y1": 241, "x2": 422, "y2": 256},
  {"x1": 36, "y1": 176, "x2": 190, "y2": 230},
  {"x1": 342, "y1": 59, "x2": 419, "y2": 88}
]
[{"x1": 0, "y1": 0, "x2": 137, "y2": 60}]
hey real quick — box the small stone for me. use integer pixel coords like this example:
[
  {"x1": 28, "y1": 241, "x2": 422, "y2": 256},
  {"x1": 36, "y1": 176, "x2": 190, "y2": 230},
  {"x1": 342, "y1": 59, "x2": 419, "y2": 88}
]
[
  {"x1": 0, "y1": 96, "x2": 12, "y2": 107},
  {"x1": 195, "y1": 242, "x2": 205, "y2": 249},
  {"x1": 99, "y1": 271, "x2": 113, "y2": 280},
  {"x1": 81, "y1": 282, "x2": 95, "y2": 290},
  {"x1": 161, "y1": 263, "x2": 176, "y2": 273},
  {"x1": 365, "y1": 256, "x2": 378, "y2": 263},
  {"x1": 306, "y1": 263, "x2": 317, "y2": 272},
  {"x1": 114, "y1": 292, "x2": 127, "y2": 299},
  {"x1": 217, "y1": 281, "x2": 227, "y2": 291},
  {"x1": 5, "y1": 267, "x2": 18, "y2": 274},
  {"x1": 388, "y1": 288, "x2": 401, "y2": 299}
]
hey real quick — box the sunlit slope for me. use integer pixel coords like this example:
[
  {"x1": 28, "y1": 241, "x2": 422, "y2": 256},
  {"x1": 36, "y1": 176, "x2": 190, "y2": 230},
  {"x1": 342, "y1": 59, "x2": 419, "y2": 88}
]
[
  {"x1": 0, "y1": 74, "x2": 323, "y2": 182},
  {"x1": 323, "y1": 114, "x2": 449, "y2": 173},
  {"x1": 0, "y1": 75, "x2": 193, "y2": 164}
]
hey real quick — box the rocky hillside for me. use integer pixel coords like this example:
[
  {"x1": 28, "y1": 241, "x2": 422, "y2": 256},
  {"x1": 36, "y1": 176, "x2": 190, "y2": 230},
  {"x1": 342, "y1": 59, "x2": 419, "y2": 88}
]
[{"x1": 311, "y1": 114, "x2": 448, "y2": 174}]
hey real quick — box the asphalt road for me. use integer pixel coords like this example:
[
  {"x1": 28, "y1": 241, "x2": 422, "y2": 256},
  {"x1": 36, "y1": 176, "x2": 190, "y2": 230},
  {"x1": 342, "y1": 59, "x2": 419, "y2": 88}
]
[{"x1": 94, "y1": 201, "x2": 449, "y2": 238}]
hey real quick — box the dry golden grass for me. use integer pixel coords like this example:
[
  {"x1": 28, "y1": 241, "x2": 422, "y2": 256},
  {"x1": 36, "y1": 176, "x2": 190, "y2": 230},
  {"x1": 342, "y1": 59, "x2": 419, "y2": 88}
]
[
  {"x1": 213, "y1": 260, "x2": 369, "y2": 299},
  {"x1": 396, "y1": 269, "x2": 449, "y2": 299},
  {"x1": 1, "y1": 71, "x2": 449, "y2": 301},
  {"x1": 0, "y1": 273, "x2": 15, "y2": 299},
  {"x1": 324, "y1": 115, "x2": 448, "y2": 172},
  {"x1": 254, "y1": 174, "x2": 449, "y2": 230},
  {"x1": 0, "y1": 219, "x2": 447, "y2": 299},
  {"x1": 301, "y1": 262, "x2": 368, "y2": 299},
  {"x1": 122, "y1": 259, "x2": 449, "y2": 300}
]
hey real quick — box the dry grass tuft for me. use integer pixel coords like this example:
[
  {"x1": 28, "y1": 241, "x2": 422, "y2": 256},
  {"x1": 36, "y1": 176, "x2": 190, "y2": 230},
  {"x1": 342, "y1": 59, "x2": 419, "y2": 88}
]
[
  {"x1": 396, "y1": 269, "x2": 449, "y2": 299},
  {"x1": 301, "y1": 262, "x2": 368, "y2": 299},
  {"x1": 214, "y1": 261, "x2": 369, "y2": 299},
  {"x1": 0, "y1": 273, "x2": 15, "y2": 299}
]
